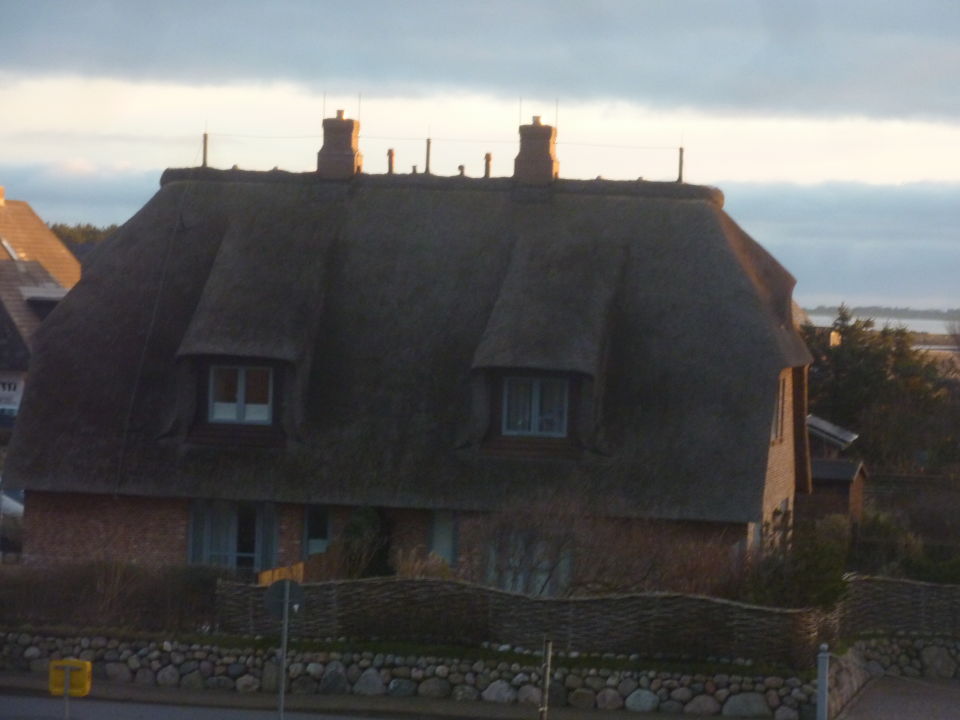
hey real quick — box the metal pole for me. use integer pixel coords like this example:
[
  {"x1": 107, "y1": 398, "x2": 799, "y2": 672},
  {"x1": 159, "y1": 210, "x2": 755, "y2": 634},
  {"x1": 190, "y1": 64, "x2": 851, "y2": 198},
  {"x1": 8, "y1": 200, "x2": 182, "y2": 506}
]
[
  {"x1": 63, "y1": 665, "x2": 72, "y2": 720},
  {"x1": 278, "y1": 580, "x2": 290, "y2": 720},
  {"x1": 425, "y1": 138, "x2": 432, "y2": 175},
  {"x1": 202, "y1": 132, "x2": 208, "y2": 168},
  {"x1": 816, "y1": 643, "x2": 829, "y2": 720},
  {"x1": 539, "y1": 637, "x2": 552, "y2": 720},
  {"x1": 677, "y1": 146, "x2": 684, "y2": 183}
]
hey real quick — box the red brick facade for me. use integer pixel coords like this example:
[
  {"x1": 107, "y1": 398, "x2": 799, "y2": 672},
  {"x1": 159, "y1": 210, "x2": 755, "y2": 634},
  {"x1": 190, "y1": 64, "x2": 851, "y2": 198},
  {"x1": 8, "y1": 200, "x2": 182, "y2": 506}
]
[{"x1": 23, "y1": 491, "x2": 189, "y2": 566}]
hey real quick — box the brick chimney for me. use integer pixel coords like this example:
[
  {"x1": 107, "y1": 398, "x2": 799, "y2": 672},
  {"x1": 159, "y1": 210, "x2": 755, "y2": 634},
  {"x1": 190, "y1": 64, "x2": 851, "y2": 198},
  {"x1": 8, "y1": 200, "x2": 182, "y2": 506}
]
[
  {"x1": 316, "y1": 110, "x2": 363, "y2": 179},
  {"x1": 514, "y1": 116, "x2": 558, "y2": 185}
]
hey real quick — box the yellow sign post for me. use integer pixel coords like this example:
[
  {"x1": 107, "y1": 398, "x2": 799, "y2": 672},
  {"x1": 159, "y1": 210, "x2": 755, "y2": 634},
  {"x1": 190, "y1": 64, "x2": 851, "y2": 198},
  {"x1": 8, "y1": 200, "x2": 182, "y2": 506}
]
[{"x1": 49, "y1": 659, "x2": 91, "y2": 719}]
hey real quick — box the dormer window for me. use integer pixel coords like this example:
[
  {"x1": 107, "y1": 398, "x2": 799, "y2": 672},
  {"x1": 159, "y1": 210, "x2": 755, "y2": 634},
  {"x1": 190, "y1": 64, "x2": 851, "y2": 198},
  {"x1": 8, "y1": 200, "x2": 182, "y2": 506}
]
[
  {"x1": 209, "y1": 365, "x2": 273, "y2": 424},
  {"x1": 502, "y1": 376, "x2": 568, "y2": 437}
]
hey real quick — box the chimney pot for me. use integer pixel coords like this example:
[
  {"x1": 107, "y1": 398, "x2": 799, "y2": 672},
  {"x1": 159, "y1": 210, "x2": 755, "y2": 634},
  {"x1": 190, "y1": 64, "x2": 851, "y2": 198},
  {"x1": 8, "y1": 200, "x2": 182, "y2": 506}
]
[
  {"x1": 514, "y1": 117, "x2": 559, "y2": 185},
  {"x1": 458, "y1": 165, "x2": 465, "y2": 176},
  {"x1": 387, "y1": 148, "x2": 395, "y2": 175},
  {"x1": 317, "y1": 111, "x2": 363, "y2": 179},
  {"x1": 484, "y1": 153, "x2": 492, "y2": 178}
]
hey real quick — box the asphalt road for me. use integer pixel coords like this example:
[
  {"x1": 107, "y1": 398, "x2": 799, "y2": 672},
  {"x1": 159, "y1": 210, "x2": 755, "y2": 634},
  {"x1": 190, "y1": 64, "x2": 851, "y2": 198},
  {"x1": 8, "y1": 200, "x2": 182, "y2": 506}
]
[
  {"x1": 0, "y1": 695, "x2": 356, "y2": 720},
  {"x1": 839, "y1": 675, "x2": 960, "y2": 720}
]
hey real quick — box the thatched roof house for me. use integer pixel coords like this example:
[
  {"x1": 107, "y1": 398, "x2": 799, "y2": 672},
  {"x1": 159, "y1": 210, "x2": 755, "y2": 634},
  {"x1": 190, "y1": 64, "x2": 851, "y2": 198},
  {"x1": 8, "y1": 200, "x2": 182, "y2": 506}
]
[{"x1": 6, "y1": 115, "x2": 812, "y2": 580}]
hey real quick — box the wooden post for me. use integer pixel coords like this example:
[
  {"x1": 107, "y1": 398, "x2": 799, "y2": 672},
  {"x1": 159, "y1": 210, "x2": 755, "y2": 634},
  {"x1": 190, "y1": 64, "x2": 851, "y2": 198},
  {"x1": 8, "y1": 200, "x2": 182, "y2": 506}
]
[{"x1": 539, "y1": 637, "x2": 553, "y2": 720}]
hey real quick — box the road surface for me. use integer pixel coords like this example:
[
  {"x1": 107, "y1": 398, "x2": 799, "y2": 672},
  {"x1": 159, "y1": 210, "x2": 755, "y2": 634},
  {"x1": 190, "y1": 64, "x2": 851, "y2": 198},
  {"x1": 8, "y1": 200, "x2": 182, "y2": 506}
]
[
  {"x1": 0, "y1": 695, "x2": 359, "y2": 720},
  {"x1": 839, "y1": 675, "x2": 960, "y2": 720}
]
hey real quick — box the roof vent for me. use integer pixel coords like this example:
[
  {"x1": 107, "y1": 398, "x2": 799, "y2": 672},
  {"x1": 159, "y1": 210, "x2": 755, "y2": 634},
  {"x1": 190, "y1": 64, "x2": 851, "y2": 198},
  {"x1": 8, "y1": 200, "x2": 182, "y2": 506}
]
[
  {"x1": 317, "y1": 110, "x2": 363, "y2": 179},
  {"x1": 514, "y1": 116, "x2": 558, "y2": 185}
]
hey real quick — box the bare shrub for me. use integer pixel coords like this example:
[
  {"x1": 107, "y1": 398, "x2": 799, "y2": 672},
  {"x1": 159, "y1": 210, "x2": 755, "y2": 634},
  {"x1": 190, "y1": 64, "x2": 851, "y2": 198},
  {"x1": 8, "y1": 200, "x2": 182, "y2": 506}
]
[
  {"x1": 458, "y1": 491, "x2": 740, "y2": 597},
  {"x1": 0, "y1": 563, "x2": 229, "y2": 631}
]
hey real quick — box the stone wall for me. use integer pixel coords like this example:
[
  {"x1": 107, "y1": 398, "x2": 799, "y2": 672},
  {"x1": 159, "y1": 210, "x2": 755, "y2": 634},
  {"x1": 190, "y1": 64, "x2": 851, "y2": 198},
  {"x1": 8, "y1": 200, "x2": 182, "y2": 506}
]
[{"x1": 0, "y1": 631, "x2": 817, "y2": 719}]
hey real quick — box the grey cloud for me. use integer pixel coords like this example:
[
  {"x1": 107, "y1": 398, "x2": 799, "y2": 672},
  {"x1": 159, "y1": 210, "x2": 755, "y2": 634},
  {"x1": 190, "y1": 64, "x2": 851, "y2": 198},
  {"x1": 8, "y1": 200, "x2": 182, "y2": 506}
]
[
  {"x1": 2, "y1": 1, "x2": 959, "y2": 119},
  {"x1": 3, "y1": 163, "x2": 957, "y2": 309},
  {"x1": 0, "y1": 164, "x2": 159, "y2": 226},
  {"x1": 722, "y1": 182, "x2": 960, "y2": 307}
]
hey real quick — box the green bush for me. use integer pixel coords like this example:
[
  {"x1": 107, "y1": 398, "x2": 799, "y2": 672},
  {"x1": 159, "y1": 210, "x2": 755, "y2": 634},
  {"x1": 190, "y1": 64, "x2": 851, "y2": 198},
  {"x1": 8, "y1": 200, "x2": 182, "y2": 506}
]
[{"x1": 740, "y1": 515, "x2": 850, "y2": 608}]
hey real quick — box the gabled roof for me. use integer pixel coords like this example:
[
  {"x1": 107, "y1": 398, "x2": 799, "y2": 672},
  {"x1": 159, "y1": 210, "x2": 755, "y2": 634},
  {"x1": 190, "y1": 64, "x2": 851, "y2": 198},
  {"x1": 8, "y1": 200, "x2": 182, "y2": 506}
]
[
  {"x1": 0, "y1": 197, "x2": 81, "y2": 289},
  {"x1": 0, "y1": 261, "x2": 61, "y2": 371},
  {"x1": 5, "y1": 168, "x2": 811, "y2": 525},
  {"x1": 807, "y1": 414, "x2": 859, "y2": 449},
  {"x1": 812, "y1": 458, "x2": 866, "y2": 484}
]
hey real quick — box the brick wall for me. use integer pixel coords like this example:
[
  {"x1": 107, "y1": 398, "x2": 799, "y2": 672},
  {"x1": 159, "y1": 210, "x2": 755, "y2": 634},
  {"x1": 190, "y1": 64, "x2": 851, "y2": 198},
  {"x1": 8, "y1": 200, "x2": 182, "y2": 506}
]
[
  {"x1": 762, "y1": 368, "x2": 797, "y2": 544},
  {"x1": 23, "y1": 491, "x2": 189, "y2": 566},
  {"x1": 276, "y1": 503, "x2": 304, "y2": 567}
]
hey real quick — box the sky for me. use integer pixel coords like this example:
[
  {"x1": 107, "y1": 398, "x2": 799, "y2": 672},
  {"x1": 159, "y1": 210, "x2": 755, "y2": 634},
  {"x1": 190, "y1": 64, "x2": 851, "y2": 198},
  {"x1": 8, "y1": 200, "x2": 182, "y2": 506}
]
[{"x1": 1, "y1": 0, "x2": 958, "y2": 310}]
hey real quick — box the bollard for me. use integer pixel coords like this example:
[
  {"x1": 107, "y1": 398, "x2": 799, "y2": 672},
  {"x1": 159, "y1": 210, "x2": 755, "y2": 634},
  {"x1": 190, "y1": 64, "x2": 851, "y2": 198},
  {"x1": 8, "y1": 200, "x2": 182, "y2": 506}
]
[{"x1": 817, "y1": 643, "x2": 830, "y2": 720}]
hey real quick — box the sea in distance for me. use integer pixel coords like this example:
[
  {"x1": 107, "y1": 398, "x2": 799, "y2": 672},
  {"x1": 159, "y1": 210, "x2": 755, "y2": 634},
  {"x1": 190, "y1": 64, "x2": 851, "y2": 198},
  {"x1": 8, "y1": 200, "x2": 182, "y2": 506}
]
[{"x1": 806, "y1": 314, "x2": 951, "y2": 336}]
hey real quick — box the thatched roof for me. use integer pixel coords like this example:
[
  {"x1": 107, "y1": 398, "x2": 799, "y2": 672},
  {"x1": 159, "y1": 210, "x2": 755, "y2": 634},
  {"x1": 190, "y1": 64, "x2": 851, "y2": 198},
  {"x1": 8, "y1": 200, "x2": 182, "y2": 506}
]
[{"x1": 5, "y1": 168, "x2": 811, "y2": 525}]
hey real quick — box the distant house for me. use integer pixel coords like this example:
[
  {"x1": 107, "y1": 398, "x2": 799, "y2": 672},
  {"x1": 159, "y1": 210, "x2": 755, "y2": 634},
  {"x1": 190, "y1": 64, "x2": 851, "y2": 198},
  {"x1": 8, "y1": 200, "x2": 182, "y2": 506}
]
[
  {"x1": 0, "y1": 186, "x2": 81, "y2": 434},
  {"x1": 5, "y1": 114, "x2": 812, "y2": 584},
  {"x1": 797, "y1": 414, "x2": 865, "y2": 525}
]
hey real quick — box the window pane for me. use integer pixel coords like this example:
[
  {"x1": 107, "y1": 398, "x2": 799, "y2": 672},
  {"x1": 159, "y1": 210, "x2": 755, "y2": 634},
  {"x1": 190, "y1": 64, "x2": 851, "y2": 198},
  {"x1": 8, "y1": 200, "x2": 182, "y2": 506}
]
[
  {"x1": 245, "y1": 368, "x2": 271, "y2": 405},
  {"x1": 537, "y1": 379, "x2": 567, "y2": 434},
  {"x1": 243, "y1": 367, "x2": 272, "y2": 422},
  {"x1": 504, "y1": 378, "x2": 533, "y2": 433},
  {"x1": 211, "y1": 367, "x2": 239, "y2": 421},
  {"x1": 212, "y1": 368, "x2": 239, "y2": 402},
  {"x1": 430, "y1": 511, "x2": 456, "y2": 565},
  {"x1": 306, "y1": 505, "x2": 329, "y2": 555}
]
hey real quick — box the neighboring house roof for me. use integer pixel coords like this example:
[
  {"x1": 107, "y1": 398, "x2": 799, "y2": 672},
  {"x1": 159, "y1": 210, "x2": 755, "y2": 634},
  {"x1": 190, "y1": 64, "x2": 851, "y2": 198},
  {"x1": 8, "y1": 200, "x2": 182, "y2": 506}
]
[
  {"x1": 0, "y1": 191, "x2": 82, "y2": 289},
  {"x1": 5, "y1": 168, "x2": 811, "y2": 526},
  {"x1": 807, "y1": 414, "x2": 859, "y2": 450},
  {"x1": 0, "y1": 491, "x2": 24, "y2": 518},
  {"x1": 0, "y1": 261, "x2": 62, "y2": 371},
  {"x1": 811, "y1": 458, "x2": 866, "y2": 484}
]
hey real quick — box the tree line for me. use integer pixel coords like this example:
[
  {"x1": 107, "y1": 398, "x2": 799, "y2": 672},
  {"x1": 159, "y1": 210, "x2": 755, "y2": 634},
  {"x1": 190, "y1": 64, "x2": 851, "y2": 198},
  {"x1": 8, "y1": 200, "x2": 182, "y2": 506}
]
[{"x1": 802, "y1": 306, "x2": 960, "y2": 474}]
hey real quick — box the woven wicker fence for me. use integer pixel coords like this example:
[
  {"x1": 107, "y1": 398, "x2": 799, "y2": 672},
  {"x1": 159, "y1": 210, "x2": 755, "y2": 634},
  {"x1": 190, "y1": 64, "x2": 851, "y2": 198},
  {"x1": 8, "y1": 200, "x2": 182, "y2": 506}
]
[
  {"x1": 216, "y1": 577, "x2": 832, "y2": 668},
  {"x1": 841, "y1": 574, "x2": 960, "y2": 637}
]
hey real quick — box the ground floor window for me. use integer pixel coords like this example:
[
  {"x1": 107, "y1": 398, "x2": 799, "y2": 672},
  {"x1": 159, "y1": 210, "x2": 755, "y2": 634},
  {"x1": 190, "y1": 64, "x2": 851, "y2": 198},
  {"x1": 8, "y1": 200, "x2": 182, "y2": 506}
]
[
  {"x1": 429, "y1": 510, "x2": 458, "y2": 566},
  {"x1": 189, "y1": 500, "x2": 277, "y2": 577},
  {"x1": 304, "y1": 505, "x2": 329, "y2": 555},
  {"x1": 486, "y1": 531, "x2": 571, "y2": 596}
]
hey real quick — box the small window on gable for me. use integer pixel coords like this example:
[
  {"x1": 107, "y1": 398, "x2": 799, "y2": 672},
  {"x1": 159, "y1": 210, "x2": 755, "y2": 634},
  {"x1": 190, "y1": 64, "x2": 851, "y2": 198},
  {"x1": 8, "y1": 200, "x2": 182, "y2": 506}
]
[
  {"x1": 502, "y1": 376, "x2": 568, "y2": 437},
  {"x1": 771, "y1": 375, "x2": 787, "y2": 443},
  {"x1": 209, "y1": 365, "x2": 273, "y2": 424}
]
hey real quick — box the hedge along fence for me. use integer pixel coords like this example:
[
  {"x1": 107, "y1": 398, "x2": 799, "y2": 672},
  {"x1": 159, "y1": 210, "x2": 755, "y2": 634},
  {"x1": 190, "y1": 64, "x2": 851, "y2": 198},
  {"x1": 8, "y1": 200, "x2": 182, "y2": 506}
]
[
  {"x1": 841, "y1": 574, "x2": 960, "y2": 637},
  {"x1": 216, "y1": 577, "x2": 837, "y2": 669}
]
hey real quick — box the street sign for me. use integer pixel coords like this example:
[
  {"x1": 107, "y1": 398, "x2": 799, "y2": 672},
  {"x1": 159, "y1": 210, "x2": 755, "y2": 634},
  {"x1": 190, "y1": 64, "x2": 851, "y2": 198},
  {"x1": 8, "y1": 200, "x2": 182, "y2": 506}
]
[{"x1": 264, "y1": 579, "x2": 304, "y2": 619}]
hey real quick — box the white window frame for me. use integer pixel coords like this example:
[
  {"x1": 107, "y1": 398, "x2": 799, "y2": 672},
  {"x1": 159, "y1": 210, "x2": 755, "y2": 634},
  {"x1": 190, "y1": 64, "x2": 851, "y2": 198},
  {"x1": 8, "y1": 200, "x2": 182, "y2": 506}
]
[
  {"x1": 208, "y1": 365, "x2": 274, "y2": 425},
  {"x1": 501, "y1": 376, "x2": 569, "y2": 438}
]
